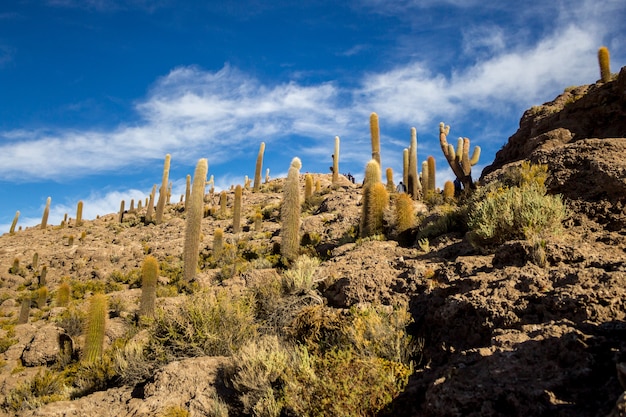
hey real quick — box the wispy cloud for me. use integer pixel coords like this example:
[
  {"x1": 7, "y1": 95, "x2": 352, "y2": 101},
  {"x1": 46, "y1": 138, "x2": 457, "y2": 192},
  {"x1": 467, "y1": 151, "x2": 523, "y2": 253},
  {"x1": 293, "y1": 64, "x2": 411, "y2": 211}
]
[{"x1": 0, "y1": 1, "x2": 620, "y2": 185}]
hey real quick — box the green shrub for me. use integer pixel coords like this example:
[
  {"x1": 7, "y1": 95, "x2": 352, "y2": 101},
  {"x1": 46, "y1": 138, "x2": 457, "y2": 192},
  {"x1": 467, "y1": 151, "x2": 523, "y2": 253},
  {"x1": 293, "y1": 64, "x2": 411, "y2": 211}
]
[
  {"x1": 467, "y1": 176, "x2": 566, "y2": 247},
  {"x1": 4, "y1": 369, "x2": 68, "y2": 411},
  {"x1": 281, "y1": 255, "x2": 321, "y2": 295},
  {"x1": 147, "y1": 289, "x2": 257, "y2": 361}
]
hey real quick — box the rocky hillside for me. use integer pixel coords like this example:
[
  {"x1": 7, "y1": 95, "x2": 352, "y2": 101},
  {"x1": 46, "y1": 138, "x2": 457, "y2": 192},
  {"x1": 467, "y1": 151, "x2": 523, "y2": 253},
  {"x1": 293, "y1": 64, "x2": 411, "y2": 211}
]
[{"x1": 0, "y1": 68, "x2": 625, "y2": 417}]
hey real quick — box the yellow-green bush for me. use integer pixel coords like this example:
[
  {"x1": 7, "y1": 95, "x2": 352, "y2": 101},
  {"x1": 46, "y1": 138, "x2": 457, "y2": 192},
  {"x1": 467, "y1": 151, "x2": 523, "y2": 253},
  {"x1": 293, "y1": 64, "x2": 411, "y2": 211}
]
[
  {"x1": 4, "y1": 369, "x2": 68, "y2": 411},
  {"x1": 147, "y1": 289, "x2": 257, "y2": 361},
  {"x1": 467, "y1": 165, "x2": 566, "y2": 247}
]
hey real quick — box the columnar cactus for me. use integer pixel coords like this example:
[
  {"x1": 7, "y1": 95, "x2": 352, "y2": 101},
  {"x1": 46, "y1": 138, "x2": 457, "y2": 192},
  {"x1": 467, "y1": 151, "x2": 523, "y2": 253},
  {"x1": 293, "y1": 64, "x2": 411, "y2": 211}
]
[
  {"x1": 139, "y1": 255, "x2": 159, "y2": 317},
  {"x1": 265, "y1": 168, "x2": 270, "y2": 184},
  {"x1": 233, "y1": 185, "x2": 242, "y2": 234},
  {"x1": 395, "y1": 193, "x2": 414, "y2": 233},
  {"x1": 408, "y1": 128, "x2": 420, "y2": 200},
  {"x1": 219, "y1": 191, "x2": 227, "y2": 216},
  {"x1": 83, "y1": 293, "x2": 107, "y2": 363},
  {"x1": 360, "y1": 160, "x2": 388, "y2": 237},
  {"x1": 332, "y1": 136, "x2": 340, "y2": 185},
  {"x1": 370, "y1": 113, "x2": 382, "y2": 178},
  {"x1": 145, "y1": 184, "x2": 157, "y2": 223},
  {"x1": 18, "y1": 297, "x2": 30, "y2": 324},
  {"x1": 402, "y1": 149, "x2": 409, "y2": 190},
  {"x1": 598, "y1": 46, "x2": 611, "y2": 83},
  {"x1": 421, "y1": 161, "x2": 429, "y2": 195},
  {"x1": 184, "y1": 174, "x2": 191, "y2": 211},
  {"x1": 76, "y1": 201, "x2": 83, "y2": 227},
  {"x1": 37, "y1": 286, "x2": 48, "y2": 309},
  {"x1": 41, "y1": 197, "x2": 51, "y2": 230},
  {"x1": 183, "y1": 158, "x2": 208, "y2": 283},
  {"x1": 427, "y1": 156, "x2": 436, "y2": 194},
  {"x1": 443, "y1": 180, "x2": 455, "y2": 202},
  {"x1": 56, "y1": 282, "x2": 70, "y2": 307},
  {"x1": 213, "y1": 228, "x2": 224, "y2": 257},
  {"x1": 155, "y1": 154, "x2": 171, "y2": 224},
  {"x1": 253, "y1": 212, "x2": 263, "y2": 232},
  {"x1": 281, "y1": 157, "x2": 302, "y2": 262},
  {"x1": 386, "y1": 167, "x2": 395, "y2": 193},
  {"x1": 39, "y1": 265, "x2": 47, "y2": 287},
  {"x1": 119, "y1": 200, "x2": 125, "y2": 223},
  {"x1": 439, "y1": 122, "x2": 480, "y2": 191},
  {"x1": 304, "y1": 174, "x2": 314, "y2": 204},
  {"x1": 254, "y1": 142, "x2": 266, "y2": 192},
  {"x1": 9, "y1": 210, "x2": 19, "y2": 235}
]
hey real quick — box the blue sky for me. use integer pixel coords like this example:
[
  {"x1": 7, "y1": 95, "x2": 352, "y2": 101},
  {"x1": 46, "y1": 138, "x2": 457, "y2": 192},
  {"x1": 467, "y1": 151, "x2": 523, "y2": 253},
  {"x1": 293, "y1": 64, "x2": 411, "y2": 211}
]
[{"x1": 1, "y1": 0, "x2": 625, "y2": 232}]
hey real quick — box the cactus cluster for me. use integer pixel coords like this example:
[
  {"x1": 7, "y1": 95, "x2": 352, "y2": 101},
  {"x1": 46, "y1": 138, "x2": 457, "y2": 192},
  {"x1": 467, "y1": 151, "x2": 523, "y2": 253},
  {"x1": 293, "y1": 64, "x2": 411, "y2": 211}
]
[{"x1": 439, "y1": 122, "x2": 480, "y2": 191}]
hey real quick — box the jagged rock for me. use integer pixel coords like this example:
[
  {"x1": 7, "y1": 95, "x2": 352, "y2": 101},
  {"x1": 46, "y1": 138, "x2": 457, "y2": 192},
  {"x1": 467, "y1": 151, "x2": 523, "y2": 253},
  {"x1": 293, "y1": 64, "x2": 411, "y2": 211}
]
[{"x1": 21, "y1": 324, "x2": 72, "y2": 367}]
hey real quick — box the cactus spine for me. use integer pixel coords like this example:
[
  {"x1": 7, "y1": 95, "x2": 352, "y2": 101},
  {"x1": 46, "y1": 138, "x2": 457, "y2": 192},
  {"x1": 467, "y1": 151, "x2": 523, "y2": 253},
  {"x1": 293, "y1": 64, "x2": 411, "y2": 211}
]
[
  {"x1": 9, "y1": 210, "x2": 19, "y2": 235},
  {"x1": 41, "y1": 197, "x2": 51, "y2": 229},
  {"x1": 598, "y1": 46, "x2": 611, "y2": 83},
  {"x1": 155, "y1": 154, "x2": 171, "y2": 224},
  {"x1": 408, "y1": 128, "x2": 420, "y2": 200},
  {"x1": 332, "y1": 136, "x2": 340, "y2": 184},
  {"x1": 281, "y1": 157, "x2": 302, "y2": 262},
  {"x1": 83, "y1": 293, "x2": 107, "y2": 363},
  {"x1": 233, "y1": 185, "x2": 242, "y2": 234},
  {"x1": 370, "y1": 113, "x2": 382, "y2": 178},
  {"x1": 139, "y1": 255, "x2": 159, "y2": 317},
  {"x1": 76, "y1": 201, "x2": 83, "y2": 226},
  {"x1": 183, "y1": 158, "x2": 208, "y2": 283},
  {"x1": 254, "y1": 142, "x2": 266, "y2": 192},
  {"x1": 439, "y1": 122, "x2": 480, "y2": 191}
]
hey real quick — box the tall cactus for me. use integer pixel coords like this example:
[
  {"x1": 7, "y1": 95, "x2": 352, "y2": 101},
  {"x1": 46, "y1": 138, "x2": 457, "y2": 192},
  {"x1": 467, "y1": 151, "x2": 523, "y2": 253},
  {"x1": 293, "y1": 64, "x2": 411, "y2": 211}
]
[
  {"x1": 439, "y1": 122, "x2": 480, "y2": 192},
  {"x1": 402, "y1": 149, "x2": 409, "y2": 190},
  {"x1": 332, "y1": 136, "x2": 340, "y2": 185},
  {"x1": 233, "y1": 185, "x2": 242, "y2": 234},
  {"x1": 139, "y1": 255, "x2": 159, "y2": 317},
  {"x1": 41, "y1": 197, "x2": 51, "y2": 230},
  {"x1": 145, "y1": 184, "x2": 157, "y2": 223},
  {"x1": 386, "y1": 167, "x2": 395, "y2": 193},
  {"x1": 427, "y1": 156, "x2": 436, "y2": 194},
  {"x1": 281, "y1": 157, "x2": 302, "y2": 262},
  {"x1": 421, "y1": 161, "x2": 429, "y2": 195},
  {"x1": 118, "y1": 200, "x2": 125, "y2": 223},
  {"x1": 9, "y1": 210, "x2": 19, "y2": 235},
  {"x1": 83, "y1": 293, "x2": 107, "y2": 363},
  {"x1": 155, "y1": 154, "x2": 171, "y2": 224},
  {"x1": 304, "y1": 174, "x2": 314, "y2": 204},
  {"x1": 598, "y1": 46, "x2": 611, "y2": 83},
  {"x1": 184, "y1": 174, "x2": 191, "y2": 211},
  {"x1": 408, "y1": 128, "x2": 420, "y2": 200},
  {"x1": 254, "y1": 142, "x2": 266, "y2": 192},
  {"x1": 369, "y1": 113, "x2": 382, "y2": 178},
  {"x1": 183, "y1": 158, "x2": 208, "y2": 283},
  {"x1": 76, "y1": 201, "x2": 84, "y2": 226}
]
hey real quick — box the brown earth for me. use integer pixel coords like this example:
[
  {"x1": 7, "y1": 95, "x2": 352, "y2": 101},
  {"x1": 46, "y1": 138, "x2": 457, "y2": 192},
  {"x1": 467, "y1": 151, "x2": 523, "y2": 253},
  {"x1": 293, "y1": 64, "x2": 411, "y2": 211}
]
[{"x1": 0, "y1": 68, "x2": 625, "y2": 416}]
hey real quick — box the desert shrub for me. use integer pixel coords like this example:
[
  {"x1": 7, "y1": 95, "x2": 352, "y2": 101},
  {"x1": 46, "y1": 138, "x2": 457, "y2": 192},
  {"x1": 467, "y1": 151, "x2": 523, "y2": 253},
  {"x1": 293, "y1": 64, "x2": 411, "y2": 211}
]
[
  {"x1": 281, "y1": 255, "x2": 321, "y2": 295},
  {"x1": 146, "y1": 289, "x2": 257, "y2": 361},
  {"x1": 4, "y1": 369, "x2": 69, "y2": 411},
  {"x1": 416, "y1": 205, "x2": 466, "y2": 241},
  {"x1": 467, "y1": 173, "x2": 566, "y2": 247},
  {"x1": 112, "y1": 338, "x2": 154, "y2": 385},
  {"x1": 54, "y1": 304, "x2": 85, "y2": 338},
  {"x1": 227, "y1": 331, "x2": 413, "y2": 417}
]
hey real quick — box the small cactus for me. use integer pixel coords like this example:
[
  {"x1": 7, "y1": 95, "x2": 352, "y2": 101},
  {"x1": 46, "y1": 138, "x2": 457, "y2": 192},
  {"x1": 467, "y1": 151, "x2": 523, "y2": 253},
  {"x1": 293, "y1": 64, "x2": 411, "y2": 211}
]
[
  {"x1": 395, "y1": 193, "x2": 415, "y2": 233},
  {"x1": 56, "y1": 282, "x2": 71, "y2": 307},
  {"x1": 219, "y1": 191, "x2": 227, "y2": 216},
  {"x1": 443, "y1": 180, "x2": 455, "y2": 202},
  {"x1": 18, "y1": 297, "x2": 30, "y2": 324},
  {"x1": 118, "y1": 200, "x2": 125, "y2": 223},
  {"x1": 304, "y1": 174, "x2": 314, "y2": 203},
  {"x1": 39, "y1": 265, "x2": 47, "y2": 287},
  {"x1": 37, "y1": 286, "x2": 48, "y2": 309},
  {"x1": 253, "y1": 211, "x2": 263, "y2": 232},
  {"x1": 213, "y1": 228, "x2": 224, "y2": 258}
]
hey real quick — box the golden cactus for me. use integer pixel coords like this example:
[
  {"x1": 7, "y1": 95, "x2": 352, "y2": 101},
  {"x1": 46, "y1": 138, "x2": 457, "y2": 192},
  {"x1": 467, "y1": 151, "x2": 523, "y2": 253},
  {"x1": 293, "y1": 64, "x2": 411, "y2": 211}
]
[
  {"x1": 183, "y1": 159, "x2": 208, "y2": 282},
  {"x1": 155, "y1": 154, "x2": 171, "y2": 224},
  {"x1": 233, "y1": 185, "x2": 242, "y2": 234},
  {"x1": 395, "y1": 193, "x2": 414, "y2": 233},
  {"x1": 281, "y1": 157, "x2": 302, "y2": 262},
  {"x1": 254, "y1": 142, "x2": 266, "y2": 192},
  {"x1": 332, "y1": 136, "x2": 340, "y2": 184},
  {"x1": 139, "y1": 255, "x2": 159, "y2": 317},
  {"x1": 598, "y1": 46, "x2": 611, "y2": 83},
  {"x1": 408, "y1": 128, "x2": 420, "y2": 200},
  {"x1": 370, "y1": 113, "x2": 382, "y2": 177},
  {"x1": 83, "y1": 293, "x2": 107, "y2": 363}
]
